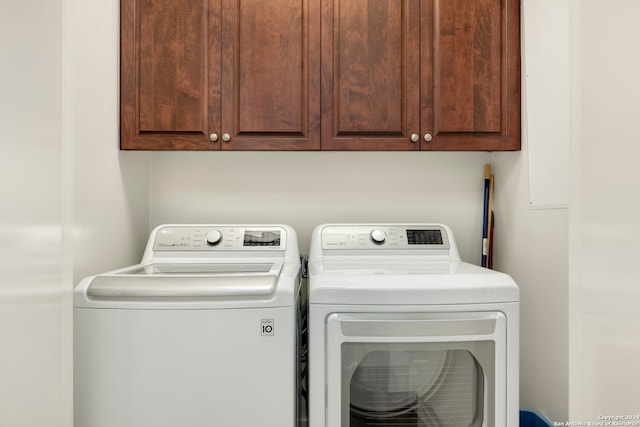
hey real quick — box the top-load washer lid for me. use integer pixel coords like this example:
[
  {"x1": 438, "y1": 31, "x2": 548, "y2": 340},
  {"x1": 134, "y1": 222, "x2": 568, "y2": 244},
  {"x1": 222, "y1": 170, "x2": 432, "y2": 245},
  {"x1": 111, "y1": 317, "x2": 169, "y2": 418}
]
[
  {"x1": 86, "y1": 262, "x2": 282, "y2": 298},
  {"x1": 74, "y1": 224, "x2": 301, "y2": 309}
]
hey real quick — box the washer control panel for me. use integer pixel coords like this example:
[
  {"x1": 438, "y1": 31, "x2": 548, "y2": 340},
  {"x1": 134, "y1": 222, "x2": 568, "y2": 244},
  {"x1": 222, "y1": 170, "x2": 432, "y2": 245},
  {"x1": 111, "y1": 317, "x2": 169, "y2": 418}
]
[
  {"x1": 153, "y1": 226, "x2": 286, "y2": 251},
  {"x1": 321, "y1": 225, "x2": 450, "y2": 250}
]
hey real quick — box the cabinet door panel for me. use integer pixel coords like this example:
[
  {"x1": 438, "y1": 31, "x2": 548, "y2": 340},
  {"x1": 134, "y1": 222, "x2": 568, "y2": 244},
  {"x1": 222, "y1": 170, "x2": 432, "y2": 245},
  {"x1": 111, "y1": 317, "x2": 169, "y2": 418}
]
[
  {"x1": 121, "y1": 0, "x2": 221, "y2": 150},
  {"x1": 221, "y1": 0, "x2": 320, "y2": 150},
  {"x1": 321, "y1": 0, "x2": 420, "y2": 150},
  {"x1": 422, "y1": 0, "x2": 520, "y2": 150},
  {"x1": 138, "y1": 0, "x2": 204, "y2": 132},
  {"x1": 437, "y1": 0, "x2": 501, "y2": 132}
]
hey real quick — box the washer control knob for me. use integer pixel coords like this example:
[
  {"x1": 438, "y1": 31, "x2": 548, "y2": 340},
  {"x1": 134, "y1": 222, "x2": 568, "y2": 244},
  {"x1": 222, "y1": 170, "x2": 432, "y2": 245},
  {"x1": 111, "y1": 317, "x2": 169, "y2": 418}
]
[
  {"x1": 205, "y1": 230, "x2": 223, "y2": 246},
  {"x1": 370, "y1": 229, "x2": 387, "y2": 245}
]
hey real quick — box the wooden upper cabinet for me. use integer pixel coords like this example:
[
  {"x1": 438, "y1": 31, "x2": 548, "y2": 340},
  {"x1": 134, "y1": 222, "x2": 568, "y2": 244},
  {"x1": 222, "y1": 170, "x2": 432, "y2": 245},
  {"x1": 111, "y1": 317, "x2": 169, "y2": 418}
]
[
  {"x1": 320, "y1": 0, "x2": 421, "y2": 150},
  {"x1": 321, "y1": 0, "x2": 520, "y2": 151},
  {"x1": 120, "y1": 0, "x2": 219, "y2": 150},
  {"x1": 421, "y1": 0, "x2": 521, "y2": 150},
  {"x1": 121, "y1": 0, "x2": 519, "y2": 151},
  {"x1": 120, "y1": 0, "x2": 320, "y2": 150},
  {"x1": 220, "y1": 0, "x2": 320, "y2": 150}
]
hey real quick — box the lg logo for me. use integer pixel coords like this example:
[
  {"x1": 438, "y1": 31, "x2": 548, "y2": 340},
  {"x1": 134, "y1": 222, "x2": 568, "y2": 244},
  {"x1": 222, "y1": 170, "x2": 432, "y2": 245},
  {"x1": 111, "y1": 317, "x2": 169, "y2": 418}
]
[{"x1": 261, "y1": 319, "x2": 274, "y2": 336}]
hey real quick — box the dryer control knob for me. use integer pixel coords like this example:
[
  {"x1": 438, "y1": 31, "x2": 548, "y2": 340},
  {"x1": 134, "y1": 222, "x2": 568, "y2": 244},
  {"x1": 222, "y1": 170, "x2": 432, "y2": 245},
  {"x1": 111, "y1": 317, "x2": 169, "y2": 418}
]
[
  {"x1": 205, "y1": 230, "x2": 223, "y2": 246},
  {"x1": 370, "y1": 229, "x2": 387, "y2": 245}
]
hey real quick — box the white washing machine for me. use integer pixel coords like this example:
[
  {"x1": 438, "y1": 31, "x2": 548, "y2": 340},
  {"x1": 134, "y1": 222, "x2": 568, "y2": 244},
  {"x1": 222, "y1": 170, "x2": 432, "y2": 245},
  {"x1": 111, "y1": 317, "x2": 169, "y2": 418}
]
[
  {"x1": 74, "y1": 224, "x2": 302, "y2": 427},
  {"x1": 307, "y1": 224, "x2": 519, "y2": 427}
]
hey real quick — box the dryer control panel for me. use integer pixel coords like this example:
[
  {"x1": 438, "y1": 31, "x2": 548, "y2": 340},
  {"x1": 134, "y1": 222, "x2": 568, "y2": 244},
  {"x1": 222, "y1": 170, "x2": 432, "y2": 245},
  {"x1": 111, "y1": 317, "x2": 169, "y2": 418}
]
[
  {"x1": 152, "y1": 226, "x2": 286, "y2": 251},
  {"x1": 320, "y1": 225, "x2": 450, "y2": 250}
]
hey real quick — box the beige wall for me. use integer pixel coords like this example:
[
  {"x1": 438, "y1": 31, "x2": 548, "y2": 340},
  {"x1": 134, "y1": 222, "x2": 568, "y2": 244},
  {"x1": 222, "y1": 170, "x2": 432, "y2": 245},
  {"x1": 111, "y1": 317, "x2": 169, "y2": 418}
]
[
  {"x1": 570, "y1": 0, "x2": 640, "y2": 419},
  {"x1": 149, "y1": 151, "x2": 490, "y2": 261},
  {"x1": 71, "y1": 0, "x2": 149, "y2": 283},
  {"x1": 492, "y1": 150, "x2": 569, "y2": 422},
  {"x1": 0, "y1": 0, "x2": 149, "y2": 425},
  {"x1": 0, "y1": 1, "x2": 72, "y2": 425},
  {"x1": 490, "y1": 0, "x2": 571, "y2": 422}
]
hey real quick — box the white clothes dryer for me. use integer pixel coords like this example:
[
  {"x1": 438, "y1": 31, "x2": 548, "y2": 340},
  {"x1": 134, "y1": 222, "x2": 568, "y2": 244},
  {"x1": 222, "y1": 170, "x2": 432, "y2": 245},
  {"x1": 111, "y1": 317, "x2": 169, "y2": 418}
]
[
  {"x1": 307, "y1": 224, "x2": 519, "y2": 427},
  {"x1": 74, "y1": 224, "x2": 302, "y2": 427}
]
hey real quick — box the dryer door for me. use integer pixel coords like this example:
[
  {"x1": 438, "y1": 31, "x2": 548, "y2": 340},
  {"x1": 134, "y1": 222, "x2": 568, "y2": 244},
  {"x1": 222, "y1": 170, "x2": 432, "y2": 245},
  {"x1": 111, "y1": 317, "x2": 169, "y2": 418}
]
[{"x1": 325, "y1": 312, "x2": 507, "y2": 427}]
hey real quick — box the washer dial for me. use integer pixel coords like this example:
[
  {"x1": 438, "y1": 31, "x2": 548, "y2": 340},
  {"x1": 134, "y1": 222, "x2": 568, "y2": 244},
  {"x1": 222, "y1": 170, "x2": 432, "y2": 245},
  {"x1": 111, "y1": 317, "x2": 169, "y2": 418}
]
[
  {"x1": 369, "y1": 229, "x2": 387, "y2": 245},
  {"x1": 204, "y1": 230, "x2": 223, "y2": 246}
]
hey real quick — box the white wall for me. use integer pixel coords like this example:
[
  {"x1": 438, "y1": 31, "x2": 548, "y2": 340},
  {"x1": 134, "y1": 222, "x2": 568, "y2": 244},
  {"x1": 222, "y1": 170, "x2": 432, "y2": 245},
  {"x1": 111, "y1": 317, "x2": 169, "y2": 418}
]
[
  {"x1": 0, "y1": 0, "x2": 149, "y2": 425},
  {"x1": 149, "y1": 151, "x2": 491, "y2": 261},
  {"x1": 492, "y1": 151, "x2": 569, "y2": 422},
  {"x1": 570, "y1": 0, "x2": 640, "y2": 419},
  {"x1": 489, "y1": 0, "x2": 571, "y2": 422},
  {"x1": 0, "y1": 1, "x2": 72, "y2": 425},
  {"x1": 70, "y1": 0, "x2": 149, "y2": 283}
]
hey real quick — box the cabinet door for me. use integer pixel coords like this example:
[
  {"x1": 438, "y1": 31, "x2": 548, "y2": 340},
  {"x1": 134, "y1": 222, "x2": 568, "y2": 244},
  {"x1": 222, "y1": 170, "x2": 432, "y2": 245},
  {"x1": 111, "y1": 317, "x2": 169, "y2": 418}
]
[
  {"x1": 421, "y1": 0, "x2": 521, "y2": 150},
  {"x1": 321, "y1": 0, "x2": 420, "y2": 150},
  {"x1": 220, "y1": 0, "x2": 320, "y2": 150},
  {"x1": 121, "y1": 0, "x2": 221, "y2": 150}
]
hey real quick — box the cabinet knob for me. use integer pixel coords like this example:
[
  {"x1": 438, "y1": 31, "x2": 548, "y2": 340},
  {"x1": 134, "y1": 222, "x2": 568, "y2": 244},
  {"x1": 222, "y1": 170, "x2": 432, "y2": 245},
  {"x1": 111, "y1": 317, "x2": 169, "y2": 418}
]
[
  {"x1": 424, "y1": 133, "x2": 433, "y2": 142},
  {"x1": 222, "y1": 133, "x2": 231, "y2": 142},
  {"x1": 209, "y1": 133, "x2": 218, "y2": 142},
  {"x1": 410, "y1": 134, "x2": 419, "y2": 142}
]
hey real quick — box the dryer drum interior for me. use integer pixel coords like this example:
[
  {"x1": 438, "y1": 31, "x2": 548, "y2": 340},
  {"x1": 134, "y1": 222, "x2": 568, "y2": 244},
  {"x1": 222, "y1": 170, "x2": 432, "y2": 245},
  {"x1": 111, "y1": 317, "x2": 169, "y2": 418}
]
[{"x1": 347, "y1": 348, "x2": 485, "y2": 427}]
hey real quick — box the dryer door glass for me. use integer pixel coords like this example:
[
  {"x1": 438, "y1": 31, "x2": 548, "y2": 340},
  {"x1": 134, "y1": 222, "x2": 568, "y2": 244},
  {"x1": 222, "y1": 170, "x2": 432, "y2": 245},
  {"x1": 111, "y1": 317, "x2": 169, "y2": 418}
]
[
  {"x1": 325, "y1": 312, "x2": 506, "y2": 427},
  {"x1": 342, "y1": 343, "x2": 493, "y2": 427}
]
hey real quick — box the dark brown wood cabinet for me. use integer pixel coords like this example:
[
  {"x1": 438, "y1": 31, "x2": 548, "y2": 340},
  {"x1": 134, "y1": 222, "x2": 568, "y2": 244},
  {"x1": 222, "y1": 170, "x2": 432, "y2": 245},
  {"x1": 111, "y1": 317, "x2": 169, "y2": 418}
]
[
  {"x1": 121, "y1": 0, "x2": 320, "y2": 150},
  {"x1": 121, "y1": 0, "x2": 519, "y2": 151},
  {"x1": 420, "y1": 0, "x2": 521, "y2": 150},
  {"x1": 321, "y1": 0, "x2": 520, "y2": 151},
  {"x1": 320, "y1": 0, "x2": 421, "y2": 150}
]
